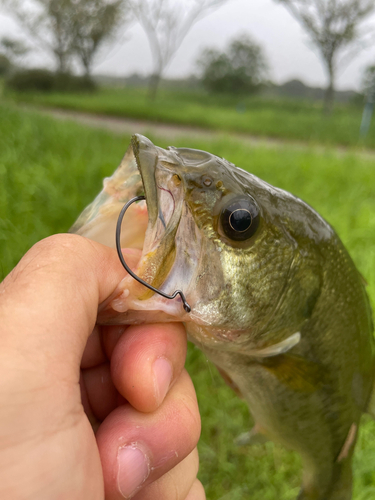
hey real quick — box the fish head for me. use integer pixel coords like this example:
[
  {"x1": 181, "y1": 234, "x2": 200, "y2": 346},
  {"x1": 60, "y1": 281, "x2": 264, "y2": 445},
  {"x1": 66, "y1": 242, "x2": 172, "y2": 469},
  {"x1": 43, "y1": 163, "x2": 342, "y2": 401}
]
[{"x1": 72, "y1": 134, "x2": 328, "y2": 352}]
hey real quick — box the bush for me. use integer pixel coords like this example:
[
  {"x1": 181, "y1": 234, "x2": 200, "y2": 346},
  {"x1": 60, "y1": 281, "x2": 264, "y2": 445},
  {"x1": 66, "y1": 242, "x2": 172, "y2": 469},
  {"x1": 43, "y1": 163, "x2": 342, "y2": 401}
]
[
  {"x1": 0, "y1": 54, "x2": 11, "y2": 76},
  {"x1": 53, "y1": 73, "x2": 97, "y2": 92},
  {"x1": 5, "y1": 69, "x2": 97, "y2": 93},
  {"x1": 6, "y1": 69, "x2": 55, "y2": 92},
  {"x1": 197, "y1": 35, "x2": 268, "y2": 95}
]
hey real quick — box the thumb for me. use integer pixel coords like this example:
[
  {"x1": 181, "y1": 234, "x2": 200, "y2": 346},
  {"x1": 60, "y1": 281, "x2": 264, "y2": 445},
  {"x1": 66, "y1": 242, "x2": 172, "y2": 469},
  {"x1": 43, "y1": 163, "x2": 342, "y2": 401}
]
[{"x1": 0, "y1": 234, "x2": 135, "y2": 375}]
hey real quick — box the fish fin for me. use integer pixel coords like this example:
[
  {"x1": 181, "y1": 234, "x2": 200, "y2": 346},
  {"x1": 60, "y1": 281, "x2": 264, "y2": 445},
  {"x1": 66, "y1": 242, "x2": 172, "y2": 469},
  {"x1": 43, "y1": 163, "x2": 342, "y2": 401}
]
[
  {"x1": 336, "y1": 423, "x2": 357, "y2": 463},
  {"x1": 215, "y1": 366, "x2": 244, "y2": 398},
  {"x1": 246, "y1": 332, "x2": 301, "y2": 358},
  {"x1": 262, "y1": 353, "x2": 324, "y2": 393},
  {"x1": 234, "y1": 425, "x2": 269, "y2": 446}
]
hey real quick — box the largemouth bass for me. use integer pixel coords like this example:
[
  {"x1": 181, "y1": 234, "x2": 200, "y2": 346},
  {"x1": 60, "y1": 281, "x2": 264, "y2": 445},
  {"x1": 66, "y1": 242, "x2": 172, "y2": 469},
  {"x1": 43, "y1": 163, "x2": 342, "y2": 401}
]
[{"x1": 71, "y1": 134, "x2": 375, "y2": 500}]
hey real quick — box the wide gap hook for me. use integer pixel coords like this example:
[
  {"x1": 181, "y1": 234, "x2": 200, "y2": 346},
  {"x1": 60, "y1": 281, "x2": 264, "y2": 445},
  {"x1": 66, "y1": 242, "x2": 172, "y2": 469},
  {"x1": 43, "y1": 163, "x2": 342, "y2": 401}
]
[{"x1": 115, "y1": 195, "x2": 191, "y2": 313}]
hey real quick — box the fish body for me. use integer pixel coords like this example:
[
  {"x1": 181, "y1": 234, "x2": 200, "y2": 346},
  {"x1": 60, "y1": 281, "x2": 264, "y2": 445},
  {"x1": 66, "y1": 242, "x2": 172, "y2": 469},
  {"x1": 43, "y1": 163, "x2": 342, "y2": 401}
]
[{"x1": 71, "y1": 135, "x2": 375, "y2": 500}]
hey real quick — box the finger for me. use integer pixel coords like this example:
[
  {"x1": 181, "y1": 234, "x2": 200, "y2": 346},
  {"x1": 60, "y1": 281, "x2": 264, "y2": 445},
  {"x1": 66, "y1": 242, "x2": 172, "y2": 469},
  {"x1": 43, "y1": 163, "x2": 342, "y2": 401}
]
[
  {"x1": 81, "y1": 325, "x2": 107, "y2": 369},
  {"x1": 110, "y1": 323, "x2": 187, "y2": 412},
  {"x1": 83, "y1": 322, "x2": 187, "y2": 420},
  {"x1": 185, "y1": 479, "x2": 206, "y2": 500},
  {"x1": 102, "y1": 325, "x2": 128, "y2": 359},
  {"x1": 96, "y1": 370, "x2": 201, "y2": 500},
  {"x1": 132, "y1": 448, "x2": 201, "y2": 500},
  {"x1": 81, "y1": 362, "x2": 119, "y2": 422},
  {"x1": 0, "y1": 234, "x2": 137, "y2": 376},
  {"x1": 79, "y1": 371, "x2": 100, "y2": 431}
]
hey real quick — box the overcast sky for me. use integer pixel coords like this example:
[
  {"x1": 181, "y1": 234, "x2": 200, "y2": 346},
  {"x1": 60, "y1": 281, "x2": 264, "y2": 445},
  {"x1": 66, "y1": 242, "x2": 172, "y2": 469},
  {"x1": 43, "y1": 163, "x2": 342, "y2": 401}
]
[{"x1": 1, "y1": 0, "x2": 375, "y2": 91}]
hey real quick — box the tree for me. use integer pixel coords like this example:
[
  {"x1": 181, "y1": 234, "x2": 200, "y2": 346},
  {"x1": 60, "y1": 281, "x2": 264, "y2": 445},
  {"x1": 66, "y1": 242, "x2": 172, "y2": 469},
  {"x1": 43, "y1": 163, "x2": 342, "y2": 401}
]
[
  {"x1": 359, "y1": 63, "x2": 375, "y2": 137},
  {"x1": 0, "y1": 54, "x2": 11, "y2": 76},
  {"x1": 2, "y1": 0, "x2": 76, "y2": 73},
  {"x1": 275, "y1": 0, "x2": 375, "y2": 113},
  {"x1": 70, "y1": 0, "x2": 129, "y2": 78},
  {"x1": 197, "y1": 35, "x2": 268, "y2": 95},
  {"x1": 362, "y1": 63, "x2": 375, "y2": 99},
  {"x1": 1, "y1": 0, "x2": 129, "y2": 76},
  {"x1": 0, "y1": 36, "x2": 30, "y2": 65},
  {"x1": 128, "y1": 0, "x2": 229, "y2": 100}
]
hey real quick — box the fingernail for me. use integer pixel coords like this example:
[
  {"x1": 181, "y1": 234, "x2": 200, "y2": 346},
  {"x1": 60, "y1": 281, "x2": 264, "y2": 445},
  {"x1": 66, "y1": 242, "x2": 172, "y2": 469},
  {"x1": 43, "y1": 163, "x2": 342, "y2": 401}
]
[
  {"x1": 153, "y1": 357, "x2": 173, "y2": 404},
  {"x1": 117, "y1": 445, "x2": 150, "y2": 498}
]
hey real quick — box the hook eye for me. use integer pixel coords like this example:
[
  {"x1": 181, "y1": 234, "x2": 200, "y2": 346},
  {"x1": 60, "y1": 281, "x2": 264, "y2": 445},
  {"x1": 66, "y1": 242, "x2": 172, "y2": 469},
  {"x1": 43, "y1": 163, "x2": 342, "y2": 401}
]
[{"x1": 115, "y1": 195, "x2": 191, "y2": 313}]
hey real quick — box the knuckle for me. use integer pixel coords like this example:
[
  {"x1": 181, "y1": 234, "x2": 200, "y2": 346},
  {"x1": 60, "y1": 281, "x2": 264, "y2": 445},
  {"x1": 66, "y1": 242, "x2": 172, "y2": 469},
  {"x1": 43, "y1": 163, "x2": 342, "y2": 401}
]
[
  {"x1": 30, "y1": 234, "x2": 97, "y2": 280},
  {"x1": 32, "y1": 233, "x2": 85, "y2": 259}
]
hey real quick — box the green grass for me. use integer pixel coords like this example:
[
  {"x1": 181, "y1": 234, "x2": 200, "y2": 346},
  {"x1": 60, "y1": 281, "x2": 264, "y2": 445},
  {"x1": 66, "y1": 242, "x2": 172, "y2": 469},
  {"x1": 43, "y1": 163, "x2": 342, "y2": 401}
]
[
  {"x1": 1, "y1": 102, "x2": 375, "y2": 499},
  {"x1": 7, "y1": 86, "x2": 375, "y2": 149}
]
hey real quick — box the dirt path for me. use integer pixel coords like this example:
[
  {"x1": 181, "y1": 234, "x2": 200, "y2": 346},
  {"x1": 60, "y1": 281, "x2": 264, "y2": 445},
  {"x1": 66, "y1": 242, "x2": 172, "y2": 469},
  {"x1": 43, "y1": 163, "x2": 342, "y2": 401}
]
[
  {"x1": 30, "y1": 106, "x2": 288, "y2": 147},
  {"x1": 28, "y1": 105, "x2": 375, "y2": 159}
]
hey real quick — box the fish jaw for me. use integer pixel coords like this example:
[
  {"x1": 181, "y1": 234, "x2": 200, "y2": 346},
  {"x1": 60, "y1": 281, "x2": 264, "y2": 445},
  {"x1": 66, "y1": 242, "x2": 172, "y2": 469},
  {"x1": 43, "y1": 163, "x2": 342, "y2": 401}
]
[
  {"x1": 69, "y1": 134, "x2": 209, "y2": 323},
  {"x1": 96, "y1": 134, "x2": 210, "y2": 323},
  {"x1": 97, "y1": 205, "x2": 203, "y2": 325}
]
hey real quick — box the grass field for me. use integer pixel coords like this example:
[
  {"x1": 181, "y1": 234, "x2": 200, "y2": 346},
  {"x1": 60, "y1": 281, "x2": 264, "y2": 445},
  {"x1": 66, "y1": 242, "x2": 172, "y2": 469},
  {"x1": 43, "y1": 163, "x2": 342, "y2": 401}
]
[
  {"x1": 7, "y1": 86, "x2": 375, "y2": 150},
  {"x1": 1, "y1": 102, "x2": 375, "y2": 499}
]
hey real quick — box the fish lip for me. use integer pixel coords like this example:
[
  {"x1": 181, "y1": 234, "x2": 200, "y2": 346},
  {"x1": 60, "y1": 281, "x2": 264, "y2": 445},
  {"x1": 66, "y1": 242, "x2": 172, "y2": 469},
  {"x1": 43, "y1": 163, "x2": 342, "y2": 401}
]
[
  {"x1": 130, "y1": 134, "x2": 184, "y2": 298},
  {"x1": 131, "y1": 134, "x2": 159, "y2": 225},
  {"x1": 131, "y1": 133, "x2": 177, "y2": 236}
]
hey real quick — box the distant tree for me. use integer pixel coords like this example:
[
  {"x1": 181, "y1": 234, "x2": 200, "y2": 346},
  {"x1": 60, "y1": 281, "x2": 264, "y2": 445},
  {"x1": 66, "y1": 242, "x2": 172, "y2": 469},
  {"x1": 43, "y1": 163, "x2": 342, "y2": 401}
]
[
  {"x1": 197, "y1": 35, "x2": 268, "y2": 95},
  {"x1": 360, "y1": 63, "x2": 375, "y2": 137},
  {"x1": 1, "y1": 0, "x2": 128, "y2": 77},
  {"x1": 362, "y1": 63, "x2": 375, "y2": 100},
  {"x1": 0, "y1": 36, "x2": 30, "y2": 65},
  {"x1": 0, "y1": 53, "x2": 11, "y2": 76},
  {"x1": 70, "y1": 0, "x2": 130, "y2": 78},
  {"x1": 128, "y1": 0, "x2": 229, "y2": 100},
  {"x1": 2, "y1": 0, "x2": 75, "y2": 73},
  {"x1": 275, "y1": 0, "x2": 375, "y2": 114}
]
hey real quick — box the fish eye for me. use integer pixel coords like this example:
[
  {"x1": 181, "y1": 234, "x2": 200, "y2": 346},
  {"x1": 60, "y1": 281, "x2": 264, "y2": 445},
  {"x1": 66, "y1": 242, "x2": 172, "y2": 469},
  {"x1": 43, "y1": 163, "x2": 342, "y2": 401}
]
[{"x1": 220, "y1": 196, "x2": 260, "y2": 241}]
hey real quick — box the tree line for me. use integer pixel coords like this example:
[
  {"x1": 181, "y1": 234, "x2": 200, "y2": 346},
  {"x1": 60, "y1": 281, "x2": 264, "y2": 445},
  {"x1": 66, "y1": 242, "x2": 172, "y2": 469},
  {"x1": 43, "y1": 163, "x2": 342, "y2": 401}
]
[
  {"x1": 1, "y1": 0, "x2": 375, "y2": 112},
  {"x1": 0, "y1": 0, "x2": 228, "y2": 97}
]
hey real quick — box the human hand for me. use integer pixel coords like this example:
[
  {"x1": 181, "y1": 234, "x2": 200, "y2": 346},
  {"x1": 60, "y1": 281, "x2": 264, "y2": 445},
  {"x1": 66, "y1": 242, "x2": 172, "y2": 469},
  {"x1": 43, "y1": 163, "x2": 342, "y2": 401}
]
[{"x1": 0, "y1": 234, "x2": 203, "y2": 500}]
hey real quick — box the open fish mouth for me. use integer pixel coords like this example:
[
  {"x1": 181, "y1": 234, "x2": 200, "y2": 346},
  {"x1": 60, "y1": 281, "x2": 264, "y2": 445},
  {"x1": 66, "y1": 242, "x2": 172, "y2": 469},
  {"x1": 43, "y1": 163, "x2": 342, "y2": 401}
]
[
  {"x1": 71, "y1": 134, "x2": 201, "y2": 324},
  {"x1": 127, "y1": 135, "x2": 185, "y2": 298}
]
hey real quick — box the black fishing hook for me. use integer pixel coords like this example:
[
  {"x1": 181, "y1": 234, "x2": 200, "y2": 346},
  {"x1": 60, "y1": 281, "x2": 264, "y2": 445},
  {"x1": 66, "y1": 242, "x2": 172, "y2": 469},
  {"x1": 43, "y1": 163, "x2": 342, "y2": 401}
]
[{"x1": 115, "y1": 195, "x2": 191, "y2": 313}]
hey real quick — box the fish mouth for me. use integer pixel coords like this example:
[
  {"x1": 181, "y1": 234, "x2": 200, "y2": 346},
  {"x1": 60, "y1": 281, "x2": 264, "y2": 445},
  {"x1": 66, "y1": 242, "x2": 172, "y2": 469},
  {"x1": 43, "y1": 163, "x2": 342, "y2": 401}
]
[
  {"x1": 70, "y1": 133, "x2": 202, "y2": 323},
  {"x1": 129, "y1": 134, "x2": 184, "y2": 299},
  {"x1": 131, "y1": 134, "x2": 159, "y2": 227},
  {"x1": 96, "y1": 134, "x2": 201, "y2": 323}
]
